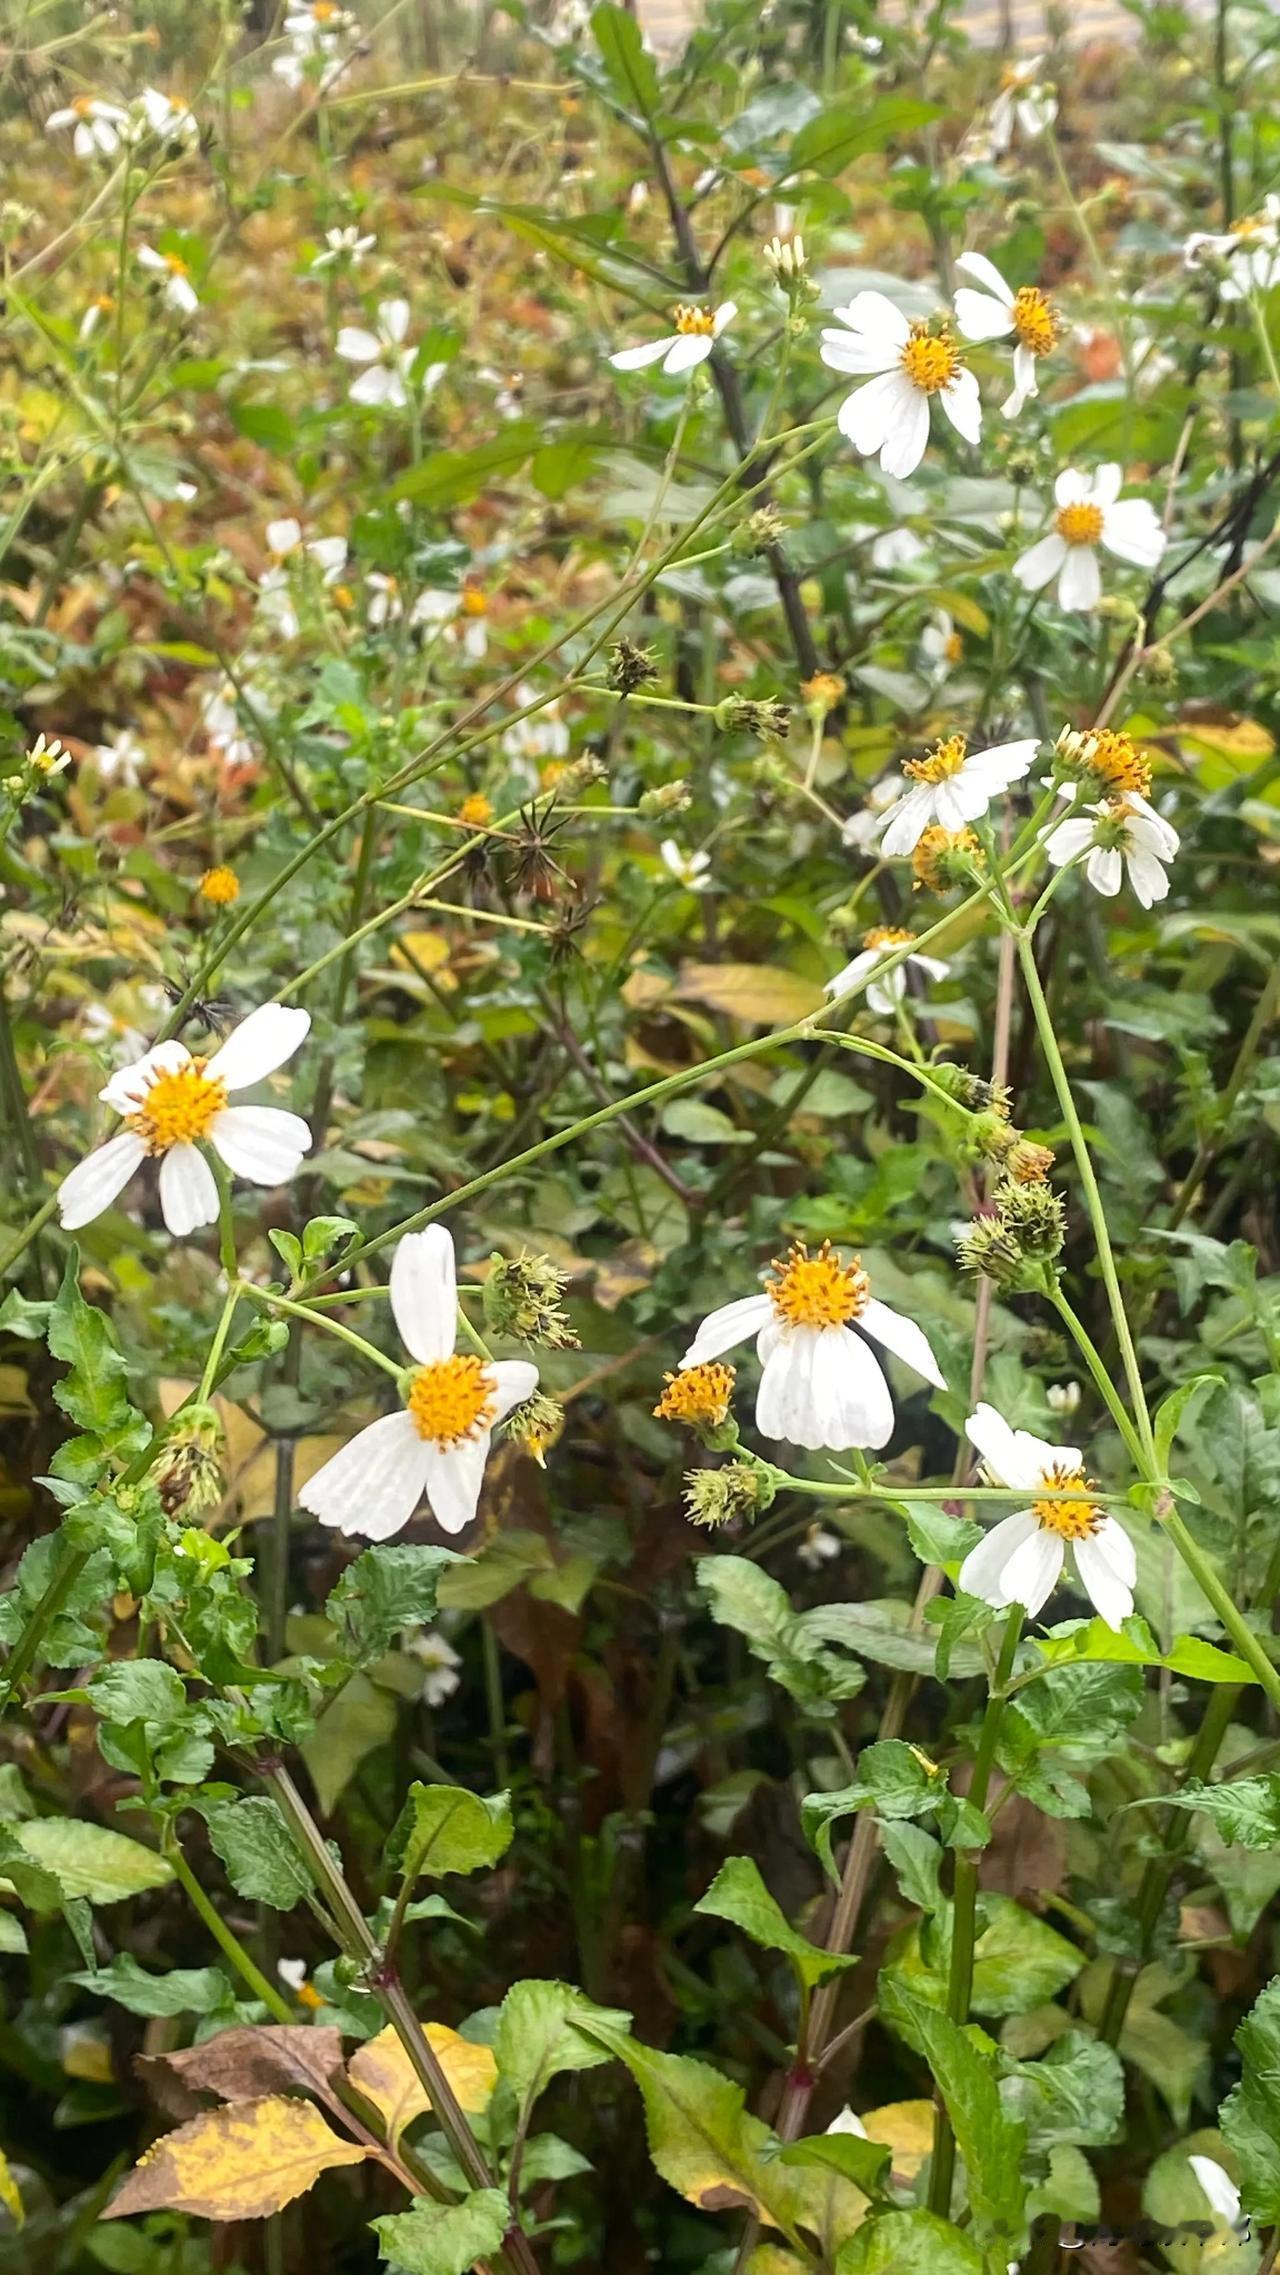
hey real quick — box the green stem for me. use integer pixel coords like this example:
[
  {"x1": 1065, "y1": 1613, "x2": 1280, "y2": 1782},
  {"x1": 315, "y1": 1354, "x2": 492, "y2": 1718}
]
[
  {"x1": 198, "y1": 1283, "x2": 241, "y2": 1405},
  {"x1": 245, "y1": 1286, "x2": 404, "y2": 1379},
  {"x1": 165, "y1": 1831, "x2": 295, "y2": 2024},
  {"x1": 1162, "y1": 1506, "x2": 1280, "y2": 1713},
  {"x1": 1046, "y1": 1285, "x2": 1146, "y2": 1469}
]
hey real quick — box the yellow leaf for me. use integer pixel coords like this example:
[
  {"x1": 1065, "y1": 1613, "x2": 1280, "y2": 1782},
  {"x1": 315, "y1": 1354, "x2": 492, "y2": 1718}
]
[
  {"x1": 859, "y1": 2098, "x2": 936, "y2": 2187},
  {"x1": 676, "y1": 963, "x2": 824, "y2": 1026},
  {"x1": 1180, "y1": 715, "x2": 1273, "y2": 763},
  {"x1": 391, "y1": 929, "x2": 452, "y2": 973},
  {"x1": 346, "y1": 2023, "x2": 497, "y2": 2147},
  {"x1": 0, "y1": 2147, "x2": 23, "y2": 2225},
  {"x1": 104, "y1": 2095, "x2": 367, "y2": 2221}
]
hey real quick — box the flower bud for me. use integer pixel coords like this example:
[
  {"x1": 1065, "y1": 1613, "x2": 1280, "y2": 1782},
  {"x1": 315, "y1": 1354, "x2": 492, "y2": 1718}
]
[
  {"x1": 482, "y1": 1249, "x2": 578, "y2": 1349},
  {"x1": 153, "y1": 1405, "x2": 225, "y2": 1518},
  {"x1": 715, "y1": 697, "x2": 790, "y2": 741},
  {"x1": 683, "y1": 1459, "x2": 776, "y2": 1529},
  {"x1": 956, "y1": 1214, "x2": 1029, "y2": 1289},
  {"x1": 638, "y1": 779, "x2": 692, "y2": 817},
  {"x1": 911, "y1": 824, "x2": 982, "y2": 893},
  {"x1": 500, "y1": 1390, "x2": 565, "y2": 1466},
  {"x1": 608, "y1": 637, "x2": 660, "y2": 695}
]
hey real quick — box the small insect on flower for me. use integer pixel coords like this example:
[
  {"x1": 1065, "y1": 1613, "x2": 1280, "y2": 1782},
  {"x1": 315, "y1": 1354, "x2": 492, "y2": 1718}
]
[
  {"x1": 878, "y1": 731, "x2": 1038, "y2": 856},
  {"x1": 820, "y1": 293, "x2": 981, "y2": 481},
  {"x1": 1044, "y1": 793, "x2": 1179, "y2": 907},
  {"x1": 609, "y1": 300, "x2": 737, "y2": 377},
  {"x1": 1014, "y1": 465, "x2": 1166, "y2": 613},
  {"x1": 824, "y1": 926, "x2": 950, "y2": 1017},
  {"x1": 680, "y1": 1239, "x2": 944, "y2": 1453},
  {"x1": 298, "y1": 1226, "x2": 539, "y2": 1539},
  {"x1": 953, "y1": 252, "x2": 1061, "y2": 417},
  {"x1": 57, "y1": 1002, "x2": 312, "y2": 1239},
  {"x1": 957, "y1": 1401, "x2": 1135, "y2": 1628}
]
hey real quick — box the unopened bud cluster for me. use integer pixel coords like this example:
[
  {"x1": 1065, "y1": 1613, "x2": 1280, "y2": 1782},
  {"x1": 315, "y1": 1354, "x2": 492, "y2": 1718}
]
[
  {"x1": 608, "y1": 637, "x2": 660, "y2": 695},
  {"x1": 730, "y1": 505, "x2": 785, "y2": 557},
  {"x1": 715, "y1": 697, "x2": 790, "y2": 742},
  {"x1": 500, "y1": 1390, "x2": 565, "y2": 1466},
  {"x1": 153, "y1": 1404, "x2": 225, "y2": 1518},
  {"x1": 483, "y1": 1250, "x2": 579, "y2": 1349},
  {"x1": 762, "y1": 233, "x2": 819, "y2": 302},
  {"x1": 639, "y1": 779, "x2": 692, "y2": 818},
  {"x1": 957, "y1": 1173, "x2": 1065, "y2": 1287},
  {"x1": 683, "y1": 1458, "x2": 776, "y2": 1529}
]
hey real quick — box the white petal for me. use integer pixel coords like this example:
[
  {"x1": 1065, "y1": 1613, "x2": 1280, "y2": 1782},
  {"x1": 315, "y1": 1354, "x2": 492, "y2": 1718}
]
[
  {"x1": 390, "y1": 1226, "x2": 457, "y2": 1365},
  {"x1": 865, "y1": 973, "x2": 904, "y2": 1016},
  {"x1": 266, "y1": 517, "x2": 301, "y2": 555},
  {"x1": 1089, "y1": 463, "x2": 1124, "y2": 506},
  {"x1": 825, "y1": 949, "x2": 879, "y2": 998},
  {"x1": 488, "y1": 1359, "x2": 540, "y2": 1423},
  {"x1": 953, "y1": 288, "x2": 1015, "y2": 343},
  {"x1": 756, "y1": 1330, "x2": 823, "y2": 1448},
  {"x1": 1045, "y1": 818, "x2": 1095, "y2": 869},
  {"x1": 837, "y1": 370, "x2": 910, "y2": 456},
  {"x1": 879, "y1": 783, "x2": 937, "y2": 857},
  {"x1": 1057, "y1": 545, "x2": 1101, "y2": 611},
  {"x1": 379, "y1": 297, "x2": 411, "y2": 344},
  {"x1": 1124, "y1": 846, "x2": 1170, "y2": 906},
  {"x1": 1188, "y1": 2158, "x2": 1241, "y2": 2229},
  {"x1": 965, "y1": 738, "x2": 1038, "y2": 788},
  {"x1": 335, "y1": 325, "x2": 381, "y2": 363},
  {"x1": 1087, "y1": 846, "x2": 1123, "y2": 895},
  {"x1": 206, "y1": 1003, "x2": 311, "y2": 1091},
  {"x1": 878, "y1": 385, "x2": 931, "y2": 480},
  {"x1": 965, "y1": 1402, "x2": 1044, "y2": 1490},
  {"x1": 999, "y1": 1526, "x2": 1065, "y2": 1617},
  {"x1": 859, "y1": 1297, "x2": 945, "y2": 1390},
  {"x1": 959, "y1": 1507, "x2": 1038, "y2": 1603},
  {"x1": 1073, "y1": 1533, "x2": 1134, "y2": 1629},
  {"x1": 712, "y1": 300, "x2": 737, "y2": 335},
  {"x1": 158, "y1": 1144, "x2": 220, "y2": 1236},
  {"x1": 1084, "y1": 1513, "x2": 1137, "y2": 1588},
  {"x1": 821, "y1": 1325, "x2": 896, "y2": 1450},
  {"x1": 209, "y1": 1105, "x2": 311, "y2": 1185},
  {"x1": 663, "y1": 333, "x2": 714, "y2": 374},
  {"x1": 423, "y1": 1433, "x2": 491, "y2": 1534},
  {"x1": 350, "y1": 364, "x2": 396, "y2": 407},
  {"x1": 300, "y1": 1410, "x2": 431, "y2": 1539},
  {"x1": 829, "y1": 291, "x2": 911, "y2": 349},
  {"x1": 58, "y1": 1131, "x2": 147, "y2": 1230},
  {"x1": 1013, "y1": 533, "x2": 1067, "y2": 593},
  {"x1": 820, "y1": 328, "x2": 903, "y2": 379},
  {"x1": 939, "y1": 368, "x2": 982, "y2": 446},
  {"x1": 610, "y1": 337, "x2": 675, "y2": 370},
  {"x1": 954, "y1": 251, "x2": 1014, "y2": 306},
  {"x1": 682, "y1": 1291, "x2": 772, "y2": 1367},
  {"x1": 1100, "y1": 498, "x2": 1166, "y2": 568},
  {"x1": 100, "y1": 1040, "x2": 191, "y2": 1115},
  {"x1": 1053, "y1": 467, "x2": 1090, "y2": 508}
]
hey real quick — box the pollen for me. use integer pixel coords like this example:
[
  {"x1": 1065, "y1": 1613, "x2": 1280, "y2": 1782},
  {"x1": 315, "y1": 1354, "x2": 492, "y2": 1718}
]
[
  {"x1": 863, "y1": 925, "x2": 914, "y2": 951},
  {"x1": 1010, "y1": 285, "x2": 1059, "y2": 357},
  {"x1": 407, "y1": 1355, "x2": 496, "y2": 1448},
  {"x1": 127, "y1": 1062, "x2": 227, "y2": 1155},
  {"x1": 673, "y1": 303, "x2": 717, "y2": 337},
  {"x1": 198, "y1": 865, "x2": 240, "y2": 905},
  {"x1": 164, "y1": 252, "x2": 190, "y2": 278},
  {"x1": 767, "y1": 1241, "x2": 869, "y2": 1332},
  {"x1": 912, "y1": 824, "x2": 982, "y2": 891},
  {"x1": 1031, "y1": 1463, "x2": 1102, "y2": 1541},
  {"x1": 459, "y1": 792, "x2": 493, "y2": 828},
  {"x1": 1086, "y1": 728, "x2": 1152, "y2": 797},
  {"x1": 1055, "y1": 501, "x2": 1105, "y2": 547},
  {"x1": 461, "y1": 585, "x2": 488, "y2": 617},
  {"x1": 904, "y1": 731, "x2": 968, "y2": 785},
  {"x1": 802, "y1": 672, "x2": 846, "y2": 713},
  {"x1": 654, "y1": 1361, "x2": 736, "y2": 1429},
  {"x1": 899, "y1": 325, "x2": 962, "y2": 395}
]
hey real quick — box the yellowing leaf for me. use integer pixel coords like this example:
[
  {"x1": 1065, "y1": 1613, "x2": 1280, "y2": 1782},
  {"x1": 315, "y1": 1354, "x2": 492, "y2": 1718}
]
[
  {"x1": 391, "y1": 929, "x2": 453, "y2": 974},
  {"x1": 676, "y1": 963, "x2": 824, "y2": 1026},
  {"x1": 1181, "y1": 715, "x2": 1273, "y2": 763},
  {"x1": 346, "y1": 2023, "x2": 497, "y2": 2146},
  {"x1": 0, "y1": 2146, "x2": 23, "y2": 2225},
  {"x1": 859, "y1": 2099, "x2": 936, "y2": 2187},
  {"x1": 103, "y1": 2095, "x2": 367, "y2": 2221}
]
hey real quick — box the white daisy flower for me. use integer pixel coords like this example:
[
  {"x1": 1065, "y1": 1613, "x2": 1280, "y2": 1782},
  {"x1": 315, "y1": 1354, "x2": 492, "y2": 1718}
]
[
  {"x1": 920, "y1": 610, "x2": 964, "y2": 681},
  {"x1": 957, "y1": 1401, "x2": 1135, "y2": 1629},
  {"x1": 680, "y1": 1239, "x2": 944, "y2": 1454},
  {"x1": 78, "y1": 293, "x2": 116, "y2": 341},
  {"x1": 81, "y1": 1002, "x2": 150, "y2": 1064},
  {"x1": 311, "y1": 224, "x2": 375, "y2": 270},
  {"x1": 337, "y1": 299, "x2": 418, "y2": 409},
  {"x1": 1044, "y1": 792, "x2": 1179, "y2": 907},
  {"x1": 132, "y1": 88, "x2": 200, "y2": 146},
  {"x1": 259, "y1": 519, "x2": 348, "y2": 637},
  {"x1": 988, "y1": 56, "x2": 1056, "y2": 154},
  {"x1": 797, "y1": 1523, "x2": 842, "y2": 1571},
  {"x1": 201, "y1": 682, "x2": 256, "y2": 777},
  {"x1": 1013, "y1": 465, "x2": 1166, "y2": 613},
  {"x1": 877, "y1": 732, "x2": 1038, "y2": 857},
  {"x1": 821, "y1": 293, "x2": 981, "y2": 481},
  {"x1": 93, "y1": 730, "x2": 146, "y2": 787},
  {"x1": 610, "y1": 300, "x2": 737, "y2": 378},
  {"x1": 137, "y1": 245, "x2": 198, "y2": 316},
  {"x1": 57, "y1": 1003, "x2": 312, "y2": 1239},
  {"x1": 407, "y1": 1628, "x2": 463, "y2": 1706},
  {"x1": 825, "y1": 926, "x2": 950, "y2": 1017},
  {"x1": 842, "y1": 773, "x2": 907, "y2": 851},
  {"x1": 660, "y1": 841, "x2": 711, "y2": 889},
  {"x1": 1187, "y1": 2157, "x2": 1243, "y2": 2231},
  {"x1": 298, "y1": 1227, "x2": 539, "y2": 1539},
  {"x1": 1185, "y1": 199, "x2": 1280, "y2": 296},
  {"x1": 953, "y1": 252, "x2": 1060, "y2": 417},
  {"x1": 47, "y1": 96, "x2": 128, "y2": 161},
  {"x1": 26, "y1": 734, "x2": 71, "y2": 780}
]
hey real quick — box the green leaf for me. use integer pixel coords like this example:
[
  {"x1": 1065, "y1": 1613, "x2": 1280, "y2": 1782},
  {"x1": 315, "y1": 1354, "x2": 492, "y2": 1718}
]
[
  {"x1": 780, "y1": 2129, "x2": 890, "y2": 2195},
  {"x1": 9, "y1": 1819, "x2": 173, "y2": 1904},
  {"x1": 0, "y1": 1828, "x2": 63, "y2": 1911},
  {"x1": 391, "y1": 424, "x2": 539, "y2": 509},
  {"x1": 805, "y1": 1597, "x2": 986, "y2": 1678},
  {"x1": 879, "y1": 1973, "x2": 1027, "y2": 2247},
  {"x1": 47, "y1": 1254, "x2": 133, "y2": 1435},
  {"x1": 371, "y1": 2189, "x2": 511, "y2": 2275},
  {"x1": 205, "y1": 1798, "x2": 312, "y2": 1910},
  {"x1": 590, "y1": 2, "x2": 661, "y2": 125},
  {"x1": 1222, "y1": 1976, "x2": 1280, "y2": 2222},
  {"x1": 783, "y1": 96, "x2": 941, "y2": 180},
  {"x1": 880, "y1": 1823, "x2": 942, "y2": 1913},
  {"x1": 694, "y1": 1856, "x2": 857, "y2": 1989},
  {"x1": 69, "y1": 1955, "x2": 230, "y2": 2017},
  {"x1": 86, "y1": 1660, "x2": 188, "y2": 1726},
  {"x1": 302, "y1": 1669, "x2": 397, "y2": 1813},
  {"x1": 1153, "y1": 1373, "x2": 1224, "y2": 1473},
  {"x1": 1132, "y1": 1773, "x2": 1280, "y2": 1848},
  {"x1": 493, "y1": 1981, "x2": 629, "y2": 2108},
  {"x1": 1029, "y1": 1616, "x2": 1252, "y2": 1687},
  {"x1": 1001, "y1": 2031, "x2": 1125, "y2": 2150},
  {"x1": 230, "y1": 401, "x2": 294, "y2": 452},
  {"x1": 802, "y1": 1742, "x2": 951, "y2": 1877},
  {"x1": 325, "y1": 1537, "x2": 461, "y2": 1665},
  {"x1": 394, "y1": 1784, "x2": 513, "y2": 1882},
  {"x1": 697, "y1": 1556, "x2": 863, "y2": 1714},
  {"x1": 836, "y1": 2210, "x2": 985, "y2": 2274},
  {"x1": 903, "y1": 1501, "x2": 982, "y2": 1567}
]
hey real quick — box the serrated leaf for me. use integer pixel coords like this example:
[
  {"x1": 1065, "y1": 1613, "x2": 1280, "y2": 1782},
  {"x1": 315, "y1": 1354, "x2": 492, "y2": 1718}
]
[
  {"x1": 103, "y1": 2095, "x2": 366, "y2": 2220},
  {"x1": 47, "y1": 1254, "x2": 133, "y2": 1435},
  {"x1": 1221, "y1": 1976, "x2": 1280, "y2": 2221},
  {"x1": 394, "y1": 1784, "x2": 512, "y2": 1882},
  {"x1": 327, "y1": 1544, "x2": 464, "y2": 1662},
  {"x1": 836, "y1": 2210, "x2": 984, "y2": 2273},
  {"x1": 1140, "y1": 1772, "x2": 1280, "y2": 1848},
  {"x1": 347, "y1": 2023, "x2": 497, "y2": 2147},
  {"x1": 1028, "y1": 1616, "x2": 1252, "y2": 1687},
  {"x1": 205, "y1": 1798, "x2": 311, "y2": 1910},
  {"x1": 493, "y1": 1980, "x2": 629, "y2": 2108},
  {"x1": 86, "y1": 1659, "x2": 188, "y2": 1726},
  {"x1": 694, "y1": 1856, "x2": 856, "y2": 1989},
  {"x1": 1001, "y1": 2031, "x2": 1124, "y2": 2150},
  {"x1": 879, "y1": 1973, "x2": 1026, "y2": 2247},
  {"x1": 371, "y1": 2190, "x2": 510, "y2": 2275},
  {"x1": 780, "y1": 2129, "x2": 890, "y2": 2194}
]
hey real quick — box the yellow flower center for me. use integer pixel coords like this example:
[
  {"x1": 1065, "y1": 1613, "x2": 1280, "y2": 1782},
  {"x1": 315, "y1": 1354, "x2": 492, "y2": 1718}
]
[
  {"x1": 93, "y1": 293, "x2": 115, "y2": 314},
  {"x1": 1011, "y1": 285, "x2": 1058, "y2": 357},
  {"x1": 459, "y1": 792, "x2": 493, "y2": 828},
  {"x1": 654, "y1": 1362, "x2": 735, "y2": 1428},
  {"x1": 802, "y1": 671, "x2": 846, "y2": 712},
  {"x1": 406, "y1": 1355, "x2": 496, "y2": 1449},
  {"x1": 944, "y1": 631, "x2": 964, "y2": 665},
  {"x1": 673, "y1": 303, "x2": 717, "y2": 337},
  {"x1": 1031, "y1": 1463, "x2": 1102, "y2": 1541},
  {"x1": 72, "y1": 97, "x2": 95, "y2": 118},
  {"x1": 296, "y1": 1980, "x2": 325, "y2": 2009},
  {"x1": 1086, "y1": 728, "x2": 1152, "y2": 797},
  {"x1": 911, "y1": 824, "x2": 981, "y2": 891},
  {"x1": 899, "y1": 325, "x2": 961, "y2": 395},
  {"x1": 1236, "y1": 212, "x2": 1267, "y2": 240},
  {"x1": 461, "y1": 586, "x2": 488, "y2": 617},
  {"x1": 312, "y1": 0, "x2": 338, "y2": 16},
  {"x1": 199, "y1": 865, "x2": 240, "y2": 905},
  {"x1": 1055, "y1": 501, "x2": 1105, "y2": 547},
  {"x1": 767, "y1": 1241, "x2": 869, "y2": 1331},
  {"x1": 164, "y1": 253, "x2": 189, "y2": 278},
  {"x1": 127, "y1": 1062, "x2": 227, "y2": 1155},
  {"x1": 904, "y1": 731, "x2": 968, "y2": 785},
  {"x1": 863, "y1": 925, "x2": 914, "y2": 951}
]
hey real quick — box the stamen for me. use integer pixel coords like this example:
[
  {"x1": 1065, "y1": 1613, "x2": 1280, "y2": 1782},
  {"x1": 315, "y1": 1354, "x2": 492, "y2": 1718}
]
[
  {"x1": 767, "y1": 1241, "x2": 869, "y2": 1331},
  {"x1": 406, "y1": 1355, "x2": 497, "y2": 1449}
]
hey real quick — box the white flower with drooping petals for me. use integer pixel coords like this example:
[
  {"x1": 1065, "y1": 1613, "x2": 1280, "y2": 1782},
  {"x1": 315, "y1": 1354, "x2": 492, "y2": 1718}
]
[
  {"x1": 1185, "y1": 199, "x2": 1280, "y2": 297},
  {"x1": 298, "y1": 1226, "x2": 539, "y2": 1539},
  {"x1": 1044, "y1": 792, "x2": 1179, "y2": 907},
  {"x1": 870, "y1": 527, "x2": 927, "y2": 572},
  {"x1": 57, "y1": 1003, "x2": 313, "y2": 1239},
  {"x1": 1187, "y1": 2156, "x2": 1243, "y2": 2231},
  {"x1": 842, "y1": 773, "x2": 907, "y2": 851},
  {"x1": 821, "y1": 293, "x2": 981, "y2": 481},
  {"x1": 988, "y1": 56, "x2": 1056, "y2": 154},
  {"x1": 957, "y1": 1402, "x2": 1135, "y2": 1629},
  {"x1": 137, "y1": 244, "x2": 198, "y2": 316},
  {"x1": 273, "y1": 5, "x2": 355, "y2": 90},
  {"x1": 953, "y1": 252, "x2": 1060, "y2": 417},
  {"x1": 877, "y1": 732, "x2": 1038, "y2": 857},
  {"x1": 407, "y1": 1628, "x2": 463, "y2": 1706},
  {"x1": 311, "y1": 225, "x2": 375, "y2": 270},
  {"x1": 93, "y1": 730, "x2": 146, "y2": 787},
  {"x1": 680, "y1": 1240, "x2": 945, "y2": 1454},
  {"x1": 825, "y1": 926, "x2": 950, "y2": 1017},
  {"x1": 660, "y1": 841, "x2": 711, "y2": 890},
  {"x1": 1013, "y1": 465, "x2": 1166, "y2": 613},
  {"x1": 47, "y1": 96, "x2": 129, "y2": 161},
  {"x1": 610, "y1": 301, "x2": 737, "y2": 378},
  {"x1": 920, "y1": 610, "x2": 963, "y2": 682},
  {"x1": 132, "y1": 88, "x2": 200, "y2": 146},
  {"x1": 337, "y1": 300, "x2": 422, "y2": 409}
]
